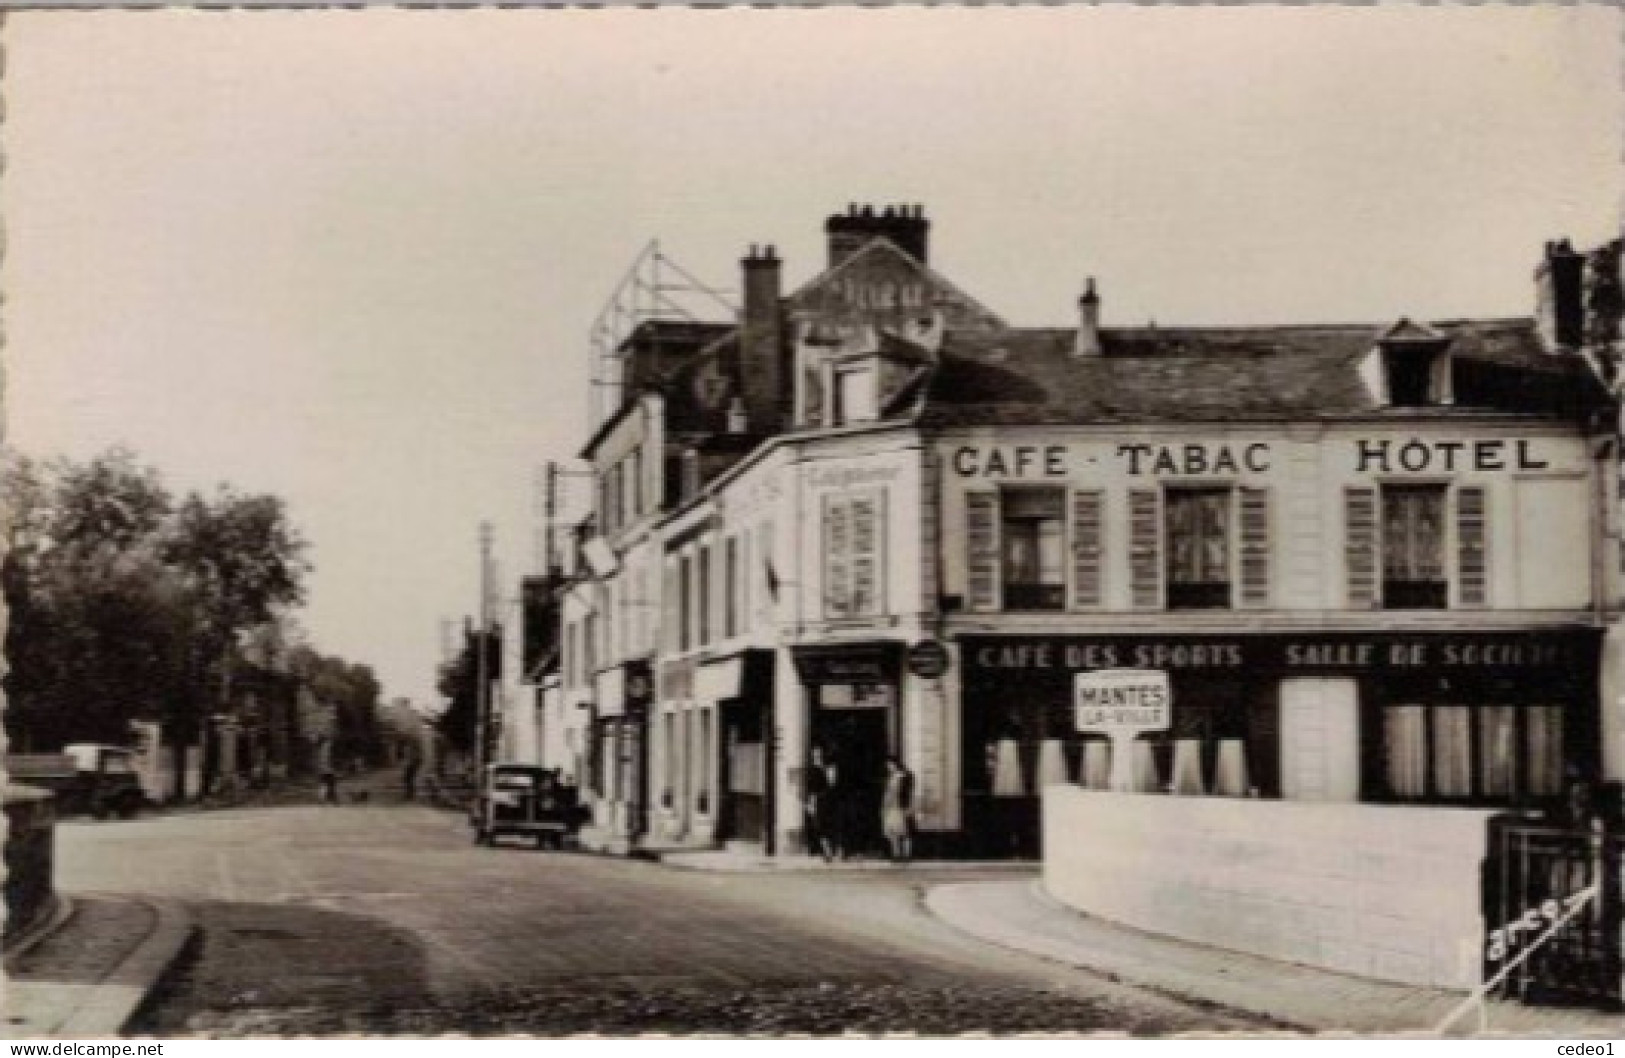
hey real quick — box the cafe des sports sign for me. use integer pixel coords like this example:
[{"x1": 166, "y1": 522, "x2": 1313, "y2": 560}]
[{"x1": 961, "y1": 631, "x2": 1598, "y2": 686}]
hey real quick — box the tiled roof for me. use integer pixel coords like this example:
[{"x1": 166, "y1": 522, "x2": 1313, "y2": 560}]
[{"x1": 917, "y1": 318, "x2": 1609, "y2": 427}]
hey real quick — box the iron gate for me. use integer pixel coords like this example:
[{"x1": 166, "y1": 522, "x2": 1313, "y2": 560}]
[{"x1": 1483, "y1": 814, "x2": 1622, "y2": 1009}]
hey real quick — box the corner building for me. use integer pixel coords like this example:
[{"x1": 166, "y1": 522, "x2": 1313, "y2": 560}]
[{"x1": 551, "y1": 211, "x2": 1623, "y2": 900}]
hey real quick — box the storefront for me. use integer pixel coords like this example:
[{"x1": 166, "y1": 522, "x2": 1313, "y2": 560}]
[
  {"x1": 960, "y1": 629, "x2": 1602, "y2": 840},
  {"x1": 697, "y1": 649, "x2": 776, "y2": 850},
  {"x1": 589, "y1": 659, "x2": 652, "y2": 846},
  {"x1": 792, "y1": 642, "x2": 904, "y2": 857}
]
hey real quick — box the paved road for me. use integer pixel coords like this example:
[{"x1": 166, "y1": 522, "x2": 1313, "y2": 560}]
[{"x1": 55, "y1": 796, "x2": 1255, "y2": 1035}]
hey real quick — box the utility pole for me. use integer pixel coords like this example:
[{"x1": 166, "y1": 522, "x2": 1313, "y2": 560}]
[
  {"x1": 544, "y1": 461, "x2": 559, "y2": 576},
  {"x1": 475, "y1": 521, "x2": 493, "y2": 776}
]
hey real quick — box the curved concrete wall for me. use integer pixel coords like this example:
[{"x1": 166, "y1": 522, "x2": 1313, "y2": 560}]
[{"x1": 1042, "y1": 787, "x2": 1496, "y2": 989}]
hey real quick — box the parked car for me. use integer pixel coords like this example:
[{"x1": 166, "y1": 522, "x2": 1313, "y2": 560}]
[
  {"x1": 470, "y1": 764, "x2": 584, "y2": 849},
  {"x1": 6, "y1": 744, "x2": 148, "y2": 819}
]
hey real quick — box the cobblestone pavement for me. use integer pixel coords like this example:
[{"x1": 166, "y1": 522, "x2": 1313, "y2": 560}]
[{"x1": 55, "y1": 798, "x2": 1264, "y2": 1036}]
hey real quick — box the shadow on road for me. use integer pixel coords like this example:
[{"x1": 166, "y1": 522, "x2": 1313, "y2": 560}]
[{"x1": 129, "y1": 899, "x2": 434, "y2": 1036}]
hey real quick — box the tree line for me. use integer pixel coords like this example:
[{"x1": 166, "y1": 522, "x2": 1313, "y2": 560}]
[{"x1": 2, "y1": 447, "x2": 384, "y2": 797}]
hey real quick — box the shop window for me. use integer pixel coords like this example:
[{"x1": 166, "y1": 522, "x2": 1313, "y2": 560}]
[
  {"x1": 1165, "y1": 488, "x2": 1231, "y2": 609},
  {"x1": 1382, "y1": 484, "x2": 1447, "y2": 609},
  {"x1": 1001, "y1": 488, "x2": 1065, "y2": 611},
  {"x1": 1375, "y1": 700, "x2": 1568, "y2": 804}
]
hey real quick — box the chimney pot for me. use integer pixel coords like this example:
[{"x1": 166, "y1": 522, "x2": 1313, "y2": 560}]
[{"x1": 1074, "y1": 278, "x2": 1102, "y2": 357}]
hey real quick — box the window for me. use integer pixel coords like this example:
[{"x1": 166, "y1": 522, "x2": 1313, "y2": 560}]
[
  {"x1": 678, "y1": 556, "x2": 693, "y2": 652},
  {"x1": 1165, "y1": 488, "x2": 1231, "y2": 609},
  {"x1": 583, "y1": 613, "x2": 597, "y2": 676},
  {"x1": 724, "y1": 537, "x2": 739, "y2": 639},
  {"x1": 698, "y1": 546, "x2": 712, "y2": 646},
  {"x1": 564, "y1": 622, "x2": 576, "y2": 688},
  {"x1": 629, "y1": 448, "x2": 643, "y2": 521},
  {"x1": 833, "y1": 367, "x2": 877, "y2": 425},
  {"x1": 1382, "y1": 484, "x2": 1447, "y2": 609},
  {"x1": 1001, "y1": 488, "x2": 1065, "y2": 610},
  {"x1": 1374, "y1": 699, "x2": 1567, "y2": 805},
  {"x1": 1386, "y1": 356, "x2": 1434, "y2": 407}
]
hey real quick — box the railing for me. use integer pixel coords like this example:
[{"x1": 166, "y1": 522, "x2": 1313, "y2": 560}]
[{"x1": 1476, "y1": 815, "x2": 1622, "y2": 1014}]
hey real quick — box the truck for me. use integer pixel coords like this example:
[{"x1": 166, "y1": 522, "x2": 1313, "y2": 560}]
[{"x1": 5, "y1": 744, "x2": 149, "y2": 819}]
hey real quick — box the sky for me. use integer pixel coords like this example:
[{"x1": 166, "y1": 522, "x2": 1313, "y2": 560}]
[{"x1": 5, "y1": 5, "x2": 1621, "y2": 707}]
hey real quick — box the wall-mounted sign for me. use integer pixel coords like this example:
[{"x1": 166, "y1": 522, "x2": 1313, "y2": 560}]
[
  {"x1": 1074, "y1": 669, "x2": 1171, "y2": 734},
  {"x1": 907, "y1": 640, "x2": 951, "y2": 680},
  {"x1": 793, "y1": 643, "x2": 902, "y2": 685}
]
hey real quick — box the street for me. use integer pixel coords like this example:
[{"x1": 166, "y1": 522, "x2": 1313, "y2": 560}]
[{"x1": 52, "y1": 790, "x2": 1254, "y2": 1035}]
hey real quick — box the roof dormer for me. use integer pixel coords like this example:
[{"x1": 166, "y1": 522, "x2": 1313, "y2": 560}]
[{"x1": 1374, "y1": 318, "x2": 1453, "y2": 407}]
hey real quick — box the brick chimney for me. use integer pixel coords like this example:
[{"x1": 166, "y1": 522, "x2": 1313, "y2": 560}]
[
  {"x1": 825, "y1": 203, "x2": 929, "y2": 269},
  {"x1": 739, "y1": 244, "x2": 786, "y2": 432},
  {"x1": 1073, "y1": 278, "x2": 1102, "y2": 357},
  {"x1": 1536, "y1": 239, "x2": 1585, "y2": 351}
]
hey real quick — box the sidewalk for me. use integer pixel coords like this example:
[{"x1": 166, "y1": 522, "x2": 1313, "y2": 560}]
[
  {"x1": 656, "y1": 847, "x2": 1039, "y2": 872},
  {"x1": 4, "y1": 894, "x2": 195, "y2": 1038},
  {"x1": 926, "y1": 879, "x2": 1625, "y2": 1037}
]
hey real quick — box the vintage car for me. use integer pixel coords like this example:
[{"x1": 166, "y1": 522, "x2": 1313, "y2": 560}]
[{"x1": 470, "y1": 764, "x2": 584, "y2": 849}]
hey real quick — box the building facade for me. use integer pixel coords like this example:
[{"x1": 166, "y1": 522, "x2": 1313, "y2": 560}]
[{"x1": 519, "y1": 210, "x2": 1624, "y2": 895}]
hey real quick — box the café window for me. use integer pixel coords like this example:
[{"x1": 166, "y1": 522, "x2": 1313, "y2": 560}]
[
  {"x1": 1001, "y1": 488, "x2": 1065, "y2": 610},
  {"x1": 1165, "y1": 488, "x2": 1232, "y2": 609},
  {"x1": 1367, "y1": 695, "x2": 1570, "y2": 806},
  {"x1": 1383, "y1": 484, "x2": 1447, "y2": 609}
]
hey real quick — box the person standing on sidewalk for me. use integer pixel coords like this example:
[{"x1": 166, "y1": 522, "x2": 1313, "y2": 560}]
[
  {"x1": 803, "y1": 746, "x2": 841, "y2": 862},
  {"x1": 881, "y1": 756, "x2": 915, "y2": 863}
]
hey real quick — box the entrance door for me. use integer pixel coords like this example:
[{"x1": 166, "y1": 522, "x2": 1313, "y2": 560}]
[
  {"x1": 720, "y1": 702, "x2": 766, "y2": 843},
  {"x1": 812, "y1": 701, "x2": 892, "y2": 857}
]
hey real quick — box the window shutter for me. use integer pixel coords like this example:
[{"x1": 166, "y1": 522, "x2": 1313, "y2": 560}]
[
  {"x1": 1129, "y1": 488, "x2": 1162, "y2": 609},
  {"x1": 851, "y1": 492, "x2": 883, "y2": 616},
  {"x1": 1238, "y1": 487, "x2": 1271, "y2": 608},
  {"x1": 1345, "y1": 487, "x2": 1379, "y2": 609},
  {"x1": 824, "y1": 497, "x2": 852, "y2": 618},
  {"x1": 966, "y1": 491, "x2": 1001, "y2": 612},
  {"x1": 1070, "y1": 490, "x2": 1105, "y2": 609},
  {"x1": 1456, "y1": 485, "x2": 1489, "y2": 607}
]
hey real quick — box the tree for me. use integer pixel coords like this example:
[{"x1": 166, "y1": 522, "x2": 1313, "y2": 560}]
[
  {"x1": 434, "y1": 625, "x2": 500, "y2": 761},
  {"x1": 163, "y1": 487, "x2": 309, "y2": 791},
  {"x1": 2, "y1": 449, "x2": 183, "y2": 751}
]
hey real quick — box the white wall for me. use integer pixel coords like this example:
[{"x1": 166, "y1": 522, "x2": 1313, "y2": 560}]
[{"x1": 1043, "y1": 788, "x2": 1496, "y2": 989}]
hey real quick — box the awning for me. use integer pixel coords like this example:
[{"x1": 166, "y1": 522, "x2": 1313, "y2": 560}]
[
  {"x1": 595, "y1": 666, "x2": 625, "y2": 719},
  {"x1": 695, "y1": 649, "x2": 775, "y2": 704}
]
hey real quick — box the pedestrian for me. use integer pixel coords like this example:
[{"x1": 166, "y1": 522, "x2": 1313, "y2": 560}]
[
  {"x1": 803, "y1": 746, "x2": 841, "y2": 863},
  {"x1": 402, "y1": 754, "x2": 420, "y2": 802},
  {"x1": 320, "y1": 767, "x2": 338, "y2": 804},
  {"x1": 881, "y1": 755, "x2": 915, "y2": 863}
]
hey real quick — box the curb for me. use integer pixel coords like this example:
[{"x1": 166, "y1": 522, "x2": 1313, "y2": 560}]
[
  {"x1": 57, "y1": 899, "x2": 197, "y2": 1037},
  {"x1": 2, "y1": 892, "x2": 75, "y2": 964},
  {"x1": 922, "y1": 881, "x2": 1304, "y2": 1032}
]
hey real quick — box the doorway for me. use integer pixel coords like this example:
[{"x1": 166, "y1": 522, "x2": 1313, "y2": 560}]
[{"x1": 811, "y1": 687, "x2": 895, "y2": 857}]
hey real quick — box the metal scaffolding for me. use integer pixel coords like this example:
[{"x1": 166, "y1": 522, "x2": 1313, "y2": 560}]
[{"x1": 587, "y1": 240, "x2": 736, "y2": 426}]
